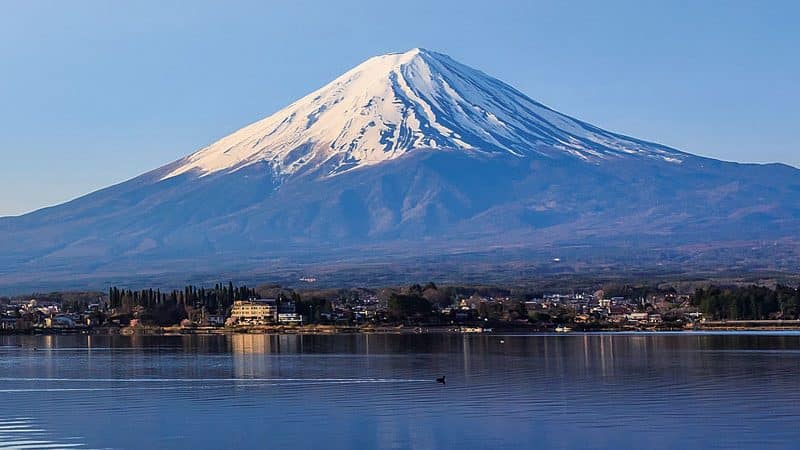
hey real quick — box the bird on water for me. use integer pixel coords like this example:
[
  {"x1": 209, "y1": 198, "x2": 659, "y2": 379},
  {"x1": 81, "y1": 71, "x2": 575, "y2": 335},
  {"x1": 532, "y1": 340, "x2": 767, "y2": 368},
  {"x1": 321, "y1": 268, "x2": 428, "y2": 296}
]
[{"x1": 436, "y1": 376, "x2": 446, "y2": 385}]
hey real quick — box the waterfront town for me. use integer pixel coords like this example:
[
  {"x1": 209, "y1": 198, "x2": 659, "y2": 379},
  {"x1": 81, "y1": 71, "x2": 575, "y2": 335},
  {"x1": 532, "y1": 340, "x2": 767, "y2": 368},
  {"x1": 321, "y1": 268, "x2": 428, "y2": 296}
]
[{"x1": 2, "y1": 281, "x2": 799, "y2": 334}]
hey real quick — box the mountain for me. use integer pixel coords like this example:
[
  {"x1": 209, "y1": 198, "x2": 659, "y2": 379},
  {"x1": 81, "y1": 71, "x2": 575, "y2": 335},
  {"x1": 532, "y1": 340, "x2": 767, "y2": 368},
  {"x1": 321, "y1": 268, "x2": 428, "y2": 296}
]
[{"x1": 1, "y1": 48, "x2": 799, "y2": 291}]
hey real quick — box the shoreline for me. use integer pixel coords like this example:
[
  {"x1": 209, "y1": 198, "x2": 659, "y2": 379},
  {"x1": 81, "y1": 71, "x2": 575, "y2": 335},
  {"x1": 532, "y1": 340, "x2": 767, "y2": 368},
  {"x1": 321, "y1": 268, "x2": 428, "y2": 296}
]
[{"x1": 4, "y1": 322, "x2": 800, "y2": 336}]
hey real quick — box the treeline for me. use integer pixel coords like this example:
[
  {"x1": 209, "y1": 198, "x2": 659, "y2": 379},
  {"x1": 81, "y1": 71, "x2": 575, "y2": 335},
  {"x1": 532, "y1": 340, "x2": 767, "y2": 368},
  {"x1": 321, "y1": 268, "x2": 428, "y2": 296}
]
[
  {"x1": 601, "y1": 284, "x2": 676, "y2": 300},
  {"x1": 386, "y1": 283, "x2": 528, "y2": 324},
  {"x1": 692, "y1": 285, "x2": 800, "y2": 320},
  {"x1": 108, "y1": 282, "x2": 257, "y2": 316}
]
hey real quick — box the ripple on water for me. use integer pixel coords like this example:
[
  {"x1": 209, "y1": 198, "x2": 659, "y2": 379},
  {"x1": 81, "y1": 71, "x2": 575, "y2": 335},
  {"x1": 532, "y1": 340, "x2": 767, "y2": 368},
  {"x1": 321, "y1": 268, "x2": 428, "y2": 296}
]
[{"x1": 0, "y1": 417, "x2": 89, "y2": 449}]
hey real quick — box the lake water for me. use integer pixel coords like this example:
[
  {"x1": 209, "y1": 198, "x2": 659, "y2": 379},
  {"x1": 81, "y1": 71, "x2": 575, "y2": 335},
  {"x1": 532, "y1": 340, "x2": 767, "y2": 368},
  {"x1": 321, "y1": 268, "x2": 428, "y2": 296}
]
[{"x1": 0, "y1": 332, "x2": 798, "y2": 449}]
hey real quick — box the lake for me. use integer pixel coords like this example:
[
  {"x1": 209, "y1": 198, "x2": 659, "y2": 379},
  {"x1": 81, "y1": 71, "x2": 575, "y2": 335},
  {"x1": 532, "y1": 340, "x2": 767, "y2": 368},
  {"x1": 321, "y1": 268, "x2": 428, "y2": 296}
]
[{"x1": 0, "y1": 332, "x2": 798, "y2": 449}]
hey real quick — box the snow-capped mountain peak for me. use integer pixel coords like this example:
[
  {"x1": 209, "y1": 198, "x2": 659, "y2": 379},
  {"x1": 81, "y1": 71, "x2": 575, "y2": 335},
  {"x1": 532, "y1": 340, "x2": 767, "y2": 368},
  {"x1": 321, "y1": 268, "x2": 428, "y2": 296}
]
[
  {"x1": 163, "y1": 48, "x2": 685, "y2": 181},
  {"x1": 5, "y1": 49, "x2": 800, "y2": 290}
]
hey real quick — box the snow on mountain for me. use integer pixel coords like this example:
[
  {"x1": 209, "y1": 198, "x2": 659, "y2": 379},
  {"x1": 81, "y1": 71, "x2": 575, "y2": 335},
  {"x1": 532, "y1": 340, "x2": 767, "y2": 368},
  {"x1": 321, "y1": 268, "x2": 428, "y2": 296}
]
[{"x1": 163, "y1": 48, "x2": 685, "y2": 181}]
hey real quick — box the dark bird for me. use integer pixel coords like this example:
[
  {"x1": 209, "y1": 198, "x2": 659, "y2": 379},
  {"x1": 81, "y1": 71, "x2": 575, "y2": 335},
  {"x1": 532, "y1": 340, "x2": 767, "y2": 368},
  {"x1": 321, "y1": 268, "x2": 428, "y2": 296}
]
[{"x1": 436, "y1": 376, "x2": 446, "y2": 385}]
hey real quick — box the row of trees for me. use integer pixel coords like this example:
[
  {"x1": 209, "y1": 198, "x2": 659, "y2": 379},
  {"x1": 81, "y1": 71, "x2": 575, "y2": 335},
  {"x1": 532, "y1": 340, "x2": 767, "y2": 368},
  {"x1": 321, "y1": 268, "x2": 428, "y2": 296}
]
[
  {"x1": 692, "y1": 285, "x2": 800, "y2": 320},
  {"x1": 108, "y1": 283, "x2": 258, "y2": 316},
  {"x1": 105, "y1": 283, "x2": 345, "y2": 326}
]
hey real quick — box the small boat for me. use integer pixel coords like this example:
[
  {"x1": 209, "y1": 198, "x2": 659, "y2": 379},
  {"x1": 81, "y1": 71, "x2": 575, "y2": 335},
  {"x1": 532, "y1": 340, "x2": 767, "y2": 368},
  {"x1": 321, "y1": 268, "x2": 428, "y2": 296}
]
[{"x1": 554, "y1": 326, "x2": 572, "y2": 333}]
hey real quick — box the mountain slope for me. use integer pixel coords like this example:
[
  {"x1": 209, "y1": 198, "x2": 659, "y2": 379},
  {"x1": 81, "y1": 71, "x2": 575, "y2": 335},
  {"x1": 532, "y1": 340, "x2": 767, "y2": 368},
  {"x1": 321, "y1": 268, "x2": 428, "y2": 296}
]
[{"x1": 1, "y1": 48, "x2": 798, "y2": 290}]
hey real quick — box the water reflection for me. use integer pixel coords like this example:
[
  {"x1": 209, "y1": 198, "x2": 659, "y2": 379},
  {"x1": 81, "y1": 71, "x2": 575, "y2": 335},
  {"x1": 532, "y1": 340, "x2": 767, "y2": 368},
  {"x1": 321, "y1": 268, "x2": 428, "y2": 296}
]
[{"x1": 0, "y1": 333, "x2": 798, "y2": 449}]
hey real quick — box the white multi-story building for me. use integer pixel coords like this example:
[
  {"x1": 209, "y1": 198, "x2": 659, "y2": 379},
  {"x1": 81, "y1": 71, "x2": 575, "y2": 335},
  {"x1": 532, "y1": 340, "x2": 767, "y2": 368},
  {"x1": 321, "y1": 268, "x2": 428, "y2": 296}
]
[{"x1": 228, "y1": 299, "x2": 277, "y2": 325}]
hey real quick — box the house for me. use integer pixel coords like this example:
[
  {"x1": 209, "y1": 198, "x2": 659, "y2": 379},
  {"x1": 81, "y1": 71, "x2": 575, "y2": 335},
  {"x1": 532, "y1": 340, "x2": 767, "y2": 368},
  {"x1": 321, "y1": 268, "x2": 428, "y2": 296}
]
[
  {"x1": 278, "y1": 313, "x2": 303, "y2": 325},
  {"x1": 648, "y1": 314, "x2": 663, "y2": 324},
  {"x1": 609, "y1": 306, "x2": 629, "y2": 322},
  {"x1": 45, "y1": 315, "x2": 77, "y2": 328},
  {"x1": 574, "y1": 314, "x2": 592, "y2": 324},
  {"x1": 0, "y1": 317, "x2": 17, "y2": 330},
  {"x1": 625, "y1": 312, "x2": 649, "y2": 324},
  {"x1": 206, "y1": 315, "x2": 226, "y2": 326}
]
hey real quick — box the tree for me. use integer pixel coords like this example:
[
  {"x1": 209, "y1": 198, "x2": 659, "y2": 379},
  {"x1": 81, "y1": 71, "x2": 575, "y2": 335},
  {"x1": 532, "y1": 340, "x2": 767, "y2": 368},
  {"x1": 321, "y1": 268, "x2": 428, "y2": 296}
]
[
  {"x1": 692, "y1": 285, "x2": 797, "y2": 320},
  {"x1": 387, "y1": 294, "x2": 432, "y2": 321}
]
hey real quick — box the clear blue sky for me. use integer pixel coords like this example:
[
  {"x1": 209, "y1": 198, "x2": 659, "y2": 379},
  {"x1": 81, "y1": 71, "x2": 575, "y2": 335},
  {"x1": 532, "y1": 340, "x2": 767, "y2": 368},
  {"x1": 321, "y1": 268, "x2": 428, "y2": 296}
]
[{"x1": 1, "y1": 0, "x2": 797, "y2": 216}]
